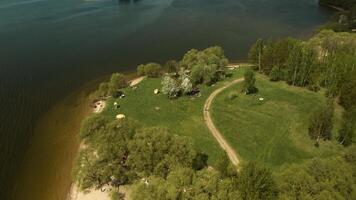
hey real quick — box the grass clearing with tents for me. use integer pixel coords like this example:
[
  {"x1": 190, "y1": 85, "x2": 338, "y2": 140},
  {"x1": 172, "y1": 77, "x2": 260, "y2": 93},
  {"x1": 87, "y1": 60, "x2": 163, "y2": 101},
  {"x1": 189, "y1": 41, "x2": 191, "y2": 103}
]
[
  {"x1": 99, "y1": 68, "x2": 246, "y2": 166},
  {"x1": 211, "y1": 73, "x2": 344, "y2": 168}
]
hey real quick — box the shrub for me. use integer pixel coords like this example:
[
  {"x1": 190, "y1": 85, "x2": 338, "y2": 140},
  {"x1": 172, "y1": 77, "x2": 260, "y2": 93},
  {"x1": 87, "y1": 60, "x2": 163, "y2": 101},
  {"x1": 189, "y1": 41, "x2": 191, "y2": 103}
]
[
  {"x1": 228, "y1": 92, "x2": 238, "y2": 100},
  {"x1": 307, "y1": 84, "x2": 321, "y2": 92}
]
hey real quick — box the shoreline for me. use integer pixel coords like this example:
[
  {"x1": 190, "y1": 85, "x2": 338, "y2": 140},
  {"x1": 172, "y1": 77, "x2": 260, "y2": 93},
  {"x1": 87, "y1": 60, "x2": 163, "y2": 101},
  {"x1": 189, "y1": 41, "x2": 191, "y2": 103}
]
[
  {"x1": 12, "y1": 80, "x2": 96, "y2": 200},
  {"x1": 67, "y1": 75, "x2": 145, "y2": 200},
  {"x1": 11, "y1": 71, "x2": 140, "y2": 200}
]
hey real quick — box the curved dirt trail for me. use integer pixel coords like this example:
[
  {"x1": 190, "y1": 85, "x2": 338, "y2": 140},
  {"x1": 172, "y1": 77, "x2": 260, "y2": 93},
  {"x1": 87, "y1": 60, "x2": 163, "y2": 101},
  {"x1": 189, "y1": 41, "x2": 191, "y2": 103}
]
[{"x1": 203, "y1": 78, "x2": 244, "y2": 166}]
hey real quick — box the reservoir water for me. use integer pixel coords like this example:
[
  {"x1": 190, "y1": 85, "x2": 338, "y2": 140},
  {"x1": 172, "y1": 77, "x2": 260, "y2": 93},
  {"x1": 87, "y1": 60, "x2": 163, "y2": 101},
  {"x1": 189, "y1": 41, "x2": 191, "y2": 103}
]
[{"x1": 0, "y1": 0, "x2": 331, "y2": 199}]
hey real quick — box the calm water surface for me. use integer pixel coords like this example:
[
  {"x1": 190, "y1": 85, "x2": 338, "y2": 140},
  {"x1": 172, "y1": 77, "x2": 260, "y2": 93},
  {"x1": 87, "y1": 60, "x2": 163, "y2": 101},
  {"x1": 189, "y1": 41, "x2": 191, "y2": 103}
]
[{"x1": 0, "y1": 0, "x2": 331, "y2": 199}]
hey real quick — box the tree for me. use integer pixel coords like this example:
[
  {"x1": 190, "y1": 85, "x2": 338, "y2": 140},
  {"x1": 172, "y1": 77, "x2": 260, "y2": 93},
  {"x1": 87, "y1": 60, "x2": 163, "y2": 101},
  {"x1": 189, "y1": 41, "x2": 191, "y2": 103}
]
[
  {"x1": 277, "y1": 157, "x2": 356, "y2": 200},
  {"x1": 137, "y1": 63, "x2": 162, "y2": 77},
  {"x1": 190, "y1": 63, "x2": 221, "y2": 85},
  {"x1": 97, "y1": 82, "x2": 110, "y2": 97},
  {"x1": 306, "y1": 158, "x2": 356, "y2": 199},
  {"x1": 339, "y1": 71, "x2": 356, "y2": 110},
  {"x1": 286, "y1": 43, "x2": 304, "y2": 86},
  {"x1": 110, "y1": 73, "x2": 127, "y2": 90},
  {"x1": 338, "y1": 106, "x2": 356, "y2": 146},
  {"x1": 277, "y1": 165, "x2": 316, "y2": 200},
  {"x1": 165, "y1": 60, "x2": 179, "y2": 73},
  {"x1": 79, "y1": 114, "x2": 110, "y2": 140},
  {"x1": 181, "y1": 46, "x2": 228, "y2": 85},
  {"x1": 137, "y1": 64, "x2": 146, "y2": 76},
  {"x1": 91, "y1": 73, "x2": 127, "y2": 98},
  {"x1": 180, "y1": 74, "x2": 193, "y2": 94},
  {"x1": 216, "y1": 153, "x2": 232, "y2": 178},
  {"x1": 269, "y1": 66, "x2": 283, "y2": 81},
  {"x1": 127, "y1": 127, "x2": 196, "y2": 178},
  {"x1": 238, "y1": 162, "x2": 278, "y2": 200},
  {"x1": 73, "y1": 119, "x2": 139, "y2": 191},
  {"x1": 161, "y1": 75, "x2": 181, "y2": 98},
  {"x1": 256, "y1": 39, "x2": 264, "y2": 72},
  {"x1": 242, "y1": 68, "x2": 258, "y2": 94},
  {"x1": 308, "y1": 104, "x2": 334, "y2": 144},
  {"x1": 338, "y1": 118, "x2": 354, "y2": 146},
  {"x1": 181, "y1": 46, "x2": 228, "y2": 70}
]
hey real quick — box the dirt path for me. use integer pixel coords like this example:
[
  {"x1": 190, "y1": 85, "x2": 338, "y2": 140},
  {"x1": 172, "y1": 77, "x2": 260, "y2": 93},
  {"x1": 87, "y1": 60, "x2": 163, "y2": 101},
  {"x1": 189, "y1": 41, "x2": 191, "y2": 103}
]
[{"x1": 203, "y1": 78, "x2": 244, "y2": 166}]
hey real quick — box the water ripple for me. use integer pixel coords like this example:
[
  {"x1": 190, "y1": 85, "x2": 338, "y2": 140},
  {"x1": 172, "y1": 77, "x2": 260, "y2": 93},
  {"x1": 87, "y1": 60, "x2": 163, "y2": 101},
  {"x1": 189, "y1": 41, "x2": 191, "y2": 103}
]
[{"x1": 0, "y1": 0, "x2": 47, "y2": 9}]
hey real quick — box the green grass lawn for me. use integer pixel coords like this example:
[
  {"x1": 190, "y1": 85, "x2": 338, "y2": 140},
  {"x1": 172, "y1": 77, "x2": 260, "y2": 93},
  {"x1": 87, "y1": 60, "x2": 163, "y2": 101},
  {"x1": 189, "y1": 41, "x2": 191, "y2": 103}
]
[
  {"x1": 99, "y1": 69, "x2": 245, "y2": 166},
  {"x1": 211, "y1": 74, "x2": 344, "y2": 168}
]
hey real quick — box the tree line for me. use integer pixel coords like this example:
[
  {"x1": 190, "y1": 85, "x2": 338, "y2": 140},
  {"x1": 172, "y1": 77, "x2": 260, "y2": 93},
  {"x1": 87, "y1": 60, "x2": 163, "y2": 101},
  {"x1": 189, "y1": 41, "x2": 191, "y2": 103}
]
[{"x1": 136, "y1": 46, "x2": 229, "y2": 99}]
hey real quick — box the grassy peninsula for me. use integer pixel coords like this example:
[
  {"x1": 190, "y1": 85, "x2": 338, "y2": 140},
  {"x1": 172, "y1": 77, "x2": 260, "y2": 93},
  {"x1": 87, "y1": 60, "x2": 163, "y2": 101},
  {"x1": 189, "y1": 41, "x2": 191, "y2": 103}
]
[{"x1": 71, "y1": 30, "x2": 356, "y2": 200}]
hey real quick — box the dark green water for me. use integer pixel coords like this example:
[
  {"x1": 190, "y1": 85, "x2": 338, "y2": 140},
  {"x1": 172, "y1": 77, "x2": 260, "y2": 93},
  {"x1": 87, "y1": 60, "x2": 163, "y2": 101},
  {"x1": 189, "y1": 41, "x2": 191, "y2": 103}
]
[{"x1": 0, "y1": 0, "x2": 331, "y2": 199}]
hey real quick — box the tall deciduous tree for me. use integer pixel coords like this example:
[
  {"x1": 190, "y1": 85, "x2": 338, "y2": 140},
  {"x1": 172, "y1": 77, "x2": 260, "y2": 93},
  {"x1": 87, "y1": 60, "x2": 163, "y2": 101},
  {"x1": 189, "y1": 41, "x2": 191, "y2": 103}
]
[
  {"x1": 308, "y1": 104, "x2": 334, "y2": 144},
  {"x1": 256, "y1": 39, "x2": 264, "y2": 72},
  {"x1": 242, "y1": 68, "x2": 258, "y2": 94},
  {"x1": 338, "y1": 106, "x2": 356, "y2": 146}
]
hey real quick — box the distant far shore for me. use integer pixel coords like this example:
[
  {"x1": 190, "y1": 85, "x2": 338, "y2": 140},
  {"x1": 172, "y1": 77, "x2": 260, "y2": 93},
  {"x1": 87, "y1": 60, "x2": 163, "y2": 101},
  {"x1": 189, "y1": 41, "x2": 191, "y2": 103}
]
[{"x1": 319, "y1": 3, "x2": 346, "y2": 12}]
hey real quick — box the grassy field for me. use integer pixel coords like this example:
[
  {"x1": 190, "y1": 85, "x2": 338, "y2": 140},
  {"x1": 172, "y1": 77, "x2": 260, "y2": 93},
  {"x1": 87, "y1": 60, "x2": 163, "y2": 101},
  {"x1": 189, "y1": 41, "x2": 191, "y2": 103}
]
[
  {"x1": 99, "y1": 69, "x2": 245, "y2": 166},
  {"x1": 211, "y1": 73, "x2": 344, "y2": 168}
]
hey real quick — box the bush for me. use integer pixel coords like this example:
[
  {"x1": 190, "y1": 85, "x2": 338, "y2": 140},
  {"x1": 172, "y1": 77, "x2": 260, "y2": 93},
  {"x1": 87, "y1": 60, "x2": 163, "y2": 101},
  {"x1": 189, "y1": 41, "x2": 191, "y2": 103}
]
[
  {"x1": 228, "y1": 92, "x2": 238, "y2": 100},
  {"x1": 110, "y1": 189, "x2": 125, "y2": 200},
  {"x1": 137, "y1": 63, "x2": 162, "y2": 77},
  {"x1": 307, "y1": 84, "x2": 321, "y2": 92}
]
